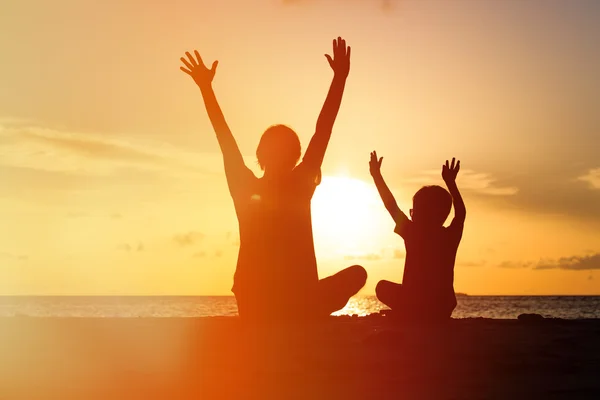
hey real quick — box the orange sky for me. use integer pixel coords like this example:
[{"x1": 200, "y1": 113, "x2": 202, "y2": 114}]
[{"x1": 0, "y1": 0, "x2": 599, "y2": 295}]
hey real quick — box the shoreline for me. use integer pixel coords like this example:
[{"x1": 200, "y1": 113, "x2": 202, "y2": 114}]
[{"x1": 1, "y1": 314, "x2": 599, "y2": 399}]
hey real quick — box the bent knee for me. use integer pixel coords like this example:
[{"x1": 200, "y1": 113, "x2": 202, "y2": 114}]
[
  {"x1": 347, "y1": 265, "x2": 367, "y2": 286},
  {"x1": 375, "y1": 280, "x2": 396, "y2": 298}
]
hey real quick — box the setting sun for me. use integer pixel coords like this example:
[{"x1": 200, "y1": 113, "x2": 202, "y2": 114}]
[{"x1": 312, "y1": 176, "x2": 390, "y2": 260}]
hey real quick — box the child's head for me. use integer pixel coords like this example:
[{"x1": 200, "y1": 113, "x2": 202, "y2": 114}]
[
  {"x1": 411, "y1": 185, "x2": 452, "y2": 226},
  {"x1": 256, "y1": 124, "x2": 301, "y2": 172}
]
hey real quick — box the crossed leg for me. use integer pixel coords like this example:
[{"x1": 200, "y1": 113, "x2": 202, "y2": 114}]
[
  {"x1": 313, "y1": 264, "x2": 367, "y2": 317},
  {"x1": 235, "y1": 265, "x2": 367, "y2": 321},
  {"x1": 376, "y1": 280, "x2": 404, "y2": 311},
  {"x1": 376, "y1": 280, "x2": 456, "y2": 321}
]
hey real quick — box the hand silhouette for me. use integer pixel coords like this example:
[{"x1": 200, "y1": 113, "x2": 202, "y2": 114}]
[
  {"x1": 325, "y1": 37, "x2": 351, "y2": 78},
  {"x1": 442, "y1": 158, "x2": 460, "y2": 183},
  {"x1": 369, "y1": 151, "x2": 383, "y2": 176},
  {"x1": 180, "y1": 50, "x2": 218, "y2": 87}
]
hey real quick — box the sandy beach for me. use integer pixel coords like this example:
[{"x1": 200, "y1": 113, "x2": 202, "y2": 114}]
[{"x1": 1, "y1": 314, "x2": 599, "y2": 400}]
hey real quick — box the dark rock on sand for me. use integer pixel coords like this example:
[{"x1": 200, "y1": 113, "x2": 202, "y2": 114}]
[{"x1": 518, "y1": 313, "x2": 545, "y2": 322}]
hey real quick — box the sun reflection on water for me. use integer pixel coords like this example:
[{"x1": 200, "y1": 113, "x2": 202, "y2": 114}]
[{"x1": 332, "y1": 296, "x2": 387, "y2": 317}]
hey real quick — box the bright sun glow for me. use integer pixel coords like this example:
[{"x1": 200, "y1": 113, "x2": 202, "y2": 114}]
[{"x1": 311, "y1": 176, "x2": 389, "y2": 260}]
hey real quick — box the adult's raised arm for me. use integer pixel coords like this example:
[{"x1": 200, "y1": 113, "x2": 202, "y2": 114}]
[
  {"x1": 302, "y1": 37, "x2": 351, "y2": 172},
  {"x1": 180, "y1": 51, "x2": 248, "y2": 182}
]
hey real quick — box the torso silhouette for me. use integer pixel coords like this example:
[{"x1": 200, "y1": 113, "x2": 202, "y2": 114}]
[
  {"x1": 227, "y1": 163, "x2": 321, "y2": 299},
  {"x1": 396, "y1": 222, "x2": 463, "y2": 313}
]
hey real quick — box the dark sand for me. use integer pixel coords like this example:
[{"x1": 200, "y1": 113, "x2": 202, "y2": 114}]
[{"x1": 1, "y1": 314, "x2": 599, "y2": 400}]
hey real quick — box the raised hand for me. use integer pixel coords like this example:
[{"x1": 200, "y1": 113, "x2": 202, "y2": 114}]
[
  {"x1": 369, "y1": 151, "x2": 383, "y2": 176},
  {"x1": 180, "y1": 50, "x2": 218, "y2": 88},
  {"x1": 325, "y1": 37, "x2": 351, "y2": 78},
  {"x1": 442, "y1": 158, "x2": 461, "y2": 183}
]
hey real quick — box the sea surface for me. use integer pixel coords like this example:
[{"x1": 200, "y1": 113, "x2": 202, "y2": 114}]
[{"x1": 0, "y1": 296, "x2": 599, "y2": 319}]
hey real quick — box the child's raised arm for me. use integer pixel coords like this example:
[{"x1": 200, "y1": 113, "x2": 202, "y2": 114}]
[
  {"x1": 369, "y1": 151, "x2": 410, "y2": 229},
  {"x1": 442, "y1": 158, "x2": 466, "y2": 227}
]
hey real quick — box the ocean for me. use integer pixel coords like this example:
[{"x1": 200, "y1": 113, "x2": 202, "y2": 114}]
[{"x1": 0, "y1": 296, "x2": 599, "y2": 319}]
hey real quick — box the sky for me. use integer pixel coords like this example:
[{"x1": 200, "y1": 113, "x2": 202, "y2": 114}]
[{"x1": 0, "y1": 0, "x2": 599, "y2": 295}]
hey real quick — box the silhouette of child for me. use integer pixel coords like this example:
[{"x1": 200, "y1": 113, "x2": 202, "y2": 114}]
[
  {"x1": 369, "y1": 153, "x2": 466, "y2": 321},
  {"x1": 179, "y1": 38, "x2": 367, "y2": 321}
]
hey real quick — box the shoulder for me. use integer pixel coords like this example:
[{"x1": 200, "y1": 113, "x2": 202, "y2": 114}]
[
  {"x1": 294, "y1": 162, "x2": 321, "y2": 186},
  {"x1": 227, "y1": 166, "x2": 257, "y2": 194},
  {"x1": 444, "y1": 222, "x2": 464, "y2": 242},
  {"x1": 394, "y1": 219, "x2": 413, "y2": 239}
]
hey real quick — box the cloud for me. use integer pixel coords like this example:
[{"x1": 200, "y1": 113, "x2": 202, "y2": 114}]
[
  {"x1": 344, "y1": 253, "x2": 383, "y2": 261},
  {"x1": 20, "y1": 130, "x2": 166, "y2": 165},
  {"x1": 578, "y1": 168, "x2": 600, "y2": 190},
  {"x1": 498, "y1": 253, "x2": 600, "y2": 270},
  {"x1": 173, "y1": 231, "x2": 205, "y2": 247},
  {"x1": 498, "y1": 260, "x2": 535, "y2": 269},
  {"x1": 458, "y1": 260, "x2": 487, "y2": 267},
  {"x1": 475, "y1": 163, "x2": 600, "y2": 223},
  {"x1": 0, "y1": 120, "x2": 219, "y2": 181},
  {"x1": 117, "y1": 244, "x2": 132, "y2": 252},
  {"x1": 116, "y1": 242, "x2": 144, "y2": 252},
  {"x1": 405, "y1": 169, "x2": 518, "y2": 196},
  {"x1": 343, "y1": 248, "x2": 405, "y2": 261},
  {"x1": 0, "y1": 252, "x2": 28, "y2": 261},
  {"x1": 0, "y1": 122, "x2": 165, "y2": 174},
  {"x1": 534, "y1": 253, "x2": 600, "y2": 271}
]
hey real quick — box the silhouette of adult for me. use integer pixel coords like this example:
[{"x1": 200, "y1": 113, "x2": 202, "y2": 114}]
[{"x1": 180, "y1": 37, "x2": 366, "y2": 321}]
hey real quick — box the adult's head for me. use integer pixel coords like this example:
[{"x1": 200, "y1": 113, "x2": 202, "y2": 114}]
[{"x1": 256, "y1": 124, "x2": 302, "y2": 173}]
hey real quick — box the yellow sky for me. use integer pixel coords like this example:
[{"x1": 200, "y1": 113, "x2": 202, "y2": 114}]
[{"x1": 0, "y1": 0, "x2": 599, "y2": 295}]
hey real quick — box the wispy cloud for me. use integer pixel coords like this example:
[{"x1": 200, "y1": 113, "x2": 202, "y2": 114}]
[
  {"x1": 578, "y1": 168, "x2": 600, "y2": 190},
  {"x1": 193, "y1": 251, "x2": 207, "y2": 259},
  {"x1": 173, "y1": 231, "x2": 205, "y2": 247},
  {"x1": 343, "y1": 247, "x2": 405, "y2": 261},
  {"x1": 0, "y1": 120, "x2": 222, "y2": 179},
  {"x1": 344, "y1": 253, "x2": 383, "y2": 261},
  {"x1": 0, "y1": 252, "x2": 28, "y2": 261},
  {"x1": 498, "y1": 261, "x2": 535, "y2": 269},
  {"x1": 498, "y1": 252, "x2": 600, "y2": 270},
  {"x1": 458, "y1": 260, "x2": 487, "y2": 268},
  {"x1": 192, "y1": 250, "x2": 223, "y2": 259},
  {"x1": 405, "y1": 169, "x2": 518, "y2": 196},
  {"x1": 393, "y1": 249, "x2": 404, "y2": 259},
  {"x1": 534, "y1": 253, "x2": 600, "y2": 271},
  {"x1": 116, "y1": 243, "x2": 144, "y2": 252},
  {"x1": 0, "y1": 122, "x2": 165, "y2": 174},
  {"x1": 20, "y1": 130, "x2": 166, "y2": 165}
]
